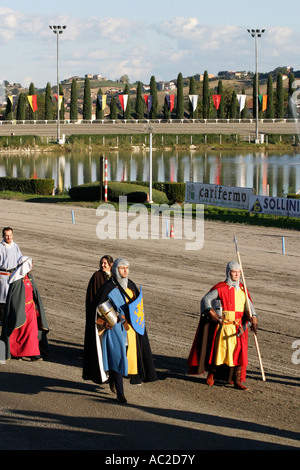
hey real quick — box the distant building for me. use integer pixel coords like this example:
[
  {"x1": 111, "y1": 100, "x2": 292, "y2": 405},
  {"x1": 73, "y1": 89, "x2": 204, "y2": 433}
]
[
  {"x1": 194, "y1": 73, "x2": 216, "y2": 81},
  {"x1": 217, "y1": 71, "x2": 248, "y2": 79},
  {"x1": 157, "y1": 81, "x2": 176, "y2": 91}
]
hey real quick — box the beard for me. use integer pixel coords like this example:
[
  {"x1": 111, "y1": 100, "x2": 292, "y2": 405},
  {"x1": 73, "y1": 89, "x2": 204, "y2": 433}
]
[{"x1": 112, "y1": 258, "x2": 129, "y2": 290}]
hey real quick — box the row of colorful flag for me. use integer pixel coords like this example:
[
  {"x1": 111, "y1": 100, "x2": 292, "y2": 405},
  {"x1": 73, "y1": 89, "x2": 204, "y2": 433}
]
[
  {"x1": 102, "y1": 93, "x2": 268, "y2": 112},
  {"x1": 7, "y1": 92, "x2": 269, "y2": 114},
  {"x1": 7, "y1": 94, "x2": 63, "y2": 112}
]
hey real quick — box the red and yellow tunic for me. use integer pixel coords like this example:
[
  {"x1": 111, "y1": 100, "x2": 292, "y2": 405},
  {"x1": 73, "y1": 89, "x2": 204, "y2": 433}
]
[{"x1": 208, "y1": 282, "x2": 249, "y2": 372}]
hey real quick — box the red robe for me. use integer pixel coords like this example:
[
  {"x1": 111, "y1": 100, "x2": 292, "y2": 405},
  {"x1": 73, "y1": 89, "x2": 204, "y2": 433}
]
[{"x1": 9, "y1": 275, "x2": 41, "y2": 357}]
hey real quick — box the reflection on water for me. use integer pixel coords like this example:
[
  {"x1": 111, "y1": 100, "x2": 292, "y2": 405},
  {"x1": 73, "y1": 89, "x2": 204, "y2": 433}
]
[{"x1": 0, "y1": 149, "x2": 299, "y2": 197}]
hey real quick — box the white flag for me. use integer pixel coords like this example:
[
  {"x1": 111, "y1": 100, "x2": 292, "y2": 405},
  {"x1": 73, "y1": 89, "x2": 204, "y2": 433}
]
[
  {"x1": 189, "y1": 94, "x2": 198, "y2": 112},
  {"x1": 237, "y1": 94, "x2": 247, "y2": 111}
]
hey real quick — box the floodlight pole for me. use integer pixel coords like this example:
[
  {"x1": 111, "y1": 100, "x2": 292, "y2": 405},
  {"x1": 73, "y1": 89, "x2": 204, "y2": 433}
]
[
  {"x1": 247, "y1": 28, "x2": 265, "y2": 144},
  {"x1": 49, "y1": 25, "x2": 66, "y2": 143},
  {"x1": 149, "y1": 126, "x2": 153, "y2": 203}
]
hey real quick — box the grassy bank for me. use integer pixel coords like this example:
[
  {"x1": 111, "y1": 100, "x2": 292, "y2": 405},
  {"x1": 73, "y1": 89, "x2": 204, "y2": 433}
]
[
  {"x1": 0, "y1": 133, "x2": 299, "y2": 153},
  {"x1": 1, "y1": 191, "x2": 299, "y2": 230}
]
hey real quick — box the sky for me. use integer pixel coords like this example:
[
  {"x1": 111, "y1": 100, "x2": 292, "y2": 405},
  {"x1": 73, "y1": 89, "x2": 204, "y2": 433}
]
[{"x1": 0, "y1": 0, "x2": 300, "y2": 89}]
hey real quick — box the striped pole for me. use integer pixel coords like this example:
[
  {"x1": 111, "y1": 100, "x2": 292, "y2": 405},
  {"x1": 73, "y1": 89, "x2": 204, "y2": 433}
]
[{"x1": 105, "y1": 157, "x2": 108, "y2": 202}]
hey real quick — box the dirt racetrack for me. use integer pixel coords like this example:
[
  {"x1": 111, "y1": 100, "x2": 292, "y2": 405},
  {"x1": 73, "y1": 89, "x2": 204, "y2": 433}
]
[{"x1": 0, "y1": 199, "x2": 299, "y2": 452}]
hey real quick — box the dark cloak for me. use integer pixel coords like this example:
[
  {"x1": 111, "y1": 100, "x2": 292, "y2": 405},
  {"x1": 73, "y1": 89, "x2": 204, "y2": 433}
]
[
  {"x1": 1, "y1": 273, "x2": 50, "y2": 359},
  {"x1": 83, "y1": 277, "x2": 157, "y2": 385},
  {"x1": 85, "y1": 270, "x2": 110, "y2": 314}
]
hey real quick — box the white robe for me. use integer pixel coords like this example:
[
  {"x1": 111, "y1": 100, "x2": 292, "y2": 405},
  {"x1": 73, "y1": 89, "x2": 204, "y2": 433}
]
[{"x1": 0, "y1": 240, "x2": 22, "y2": 303}]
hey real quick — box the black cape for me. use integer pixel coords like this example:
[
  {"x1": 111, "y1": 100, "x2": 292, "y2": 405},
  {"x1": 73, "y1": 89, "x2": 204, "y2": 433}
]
[
  {"x1": 82, "y1": 277, "x2": 157, "y2": 385},
  {"x1": 85, "y1": 270, "x2": 109, "y2": 314}
]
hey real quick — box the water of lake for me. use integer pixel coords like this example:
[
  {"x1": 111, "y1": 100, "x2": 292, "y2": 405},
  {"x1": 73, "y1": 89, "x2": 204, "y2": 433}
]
[{"x1": 0, "y1": 149, "x2": 299, "y2": 197}]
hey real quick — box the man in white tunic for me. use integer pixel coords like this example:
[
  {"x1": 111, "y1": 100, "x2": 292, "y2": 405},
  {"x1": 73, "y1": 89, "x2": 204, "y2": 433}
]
[{"x1": 0, "y1": 227, "x2": 22, "y2": 324}]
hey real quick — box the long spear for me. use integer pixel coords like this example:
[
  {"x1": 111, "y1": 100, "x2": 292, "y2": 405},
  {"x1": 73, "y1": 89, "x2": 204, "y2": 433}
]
[{"x1": 234, "y1": 236, "x2": 266, "y2": 381}]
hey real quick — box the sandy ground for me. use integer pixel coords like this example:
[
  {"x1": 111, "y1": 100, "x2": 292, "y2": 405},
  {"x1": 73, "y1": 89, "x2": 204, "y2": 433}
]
[{"x1": 0, "y1": 199, "x2": 299, "y2": 451}]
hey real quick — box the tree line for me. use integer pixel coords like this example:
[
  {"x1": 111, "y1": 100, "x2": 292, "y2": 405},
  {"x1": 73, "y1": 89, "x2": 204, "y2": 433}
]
[{"x1": 3, "y1": 71, "x2": 297, "y2": 121}]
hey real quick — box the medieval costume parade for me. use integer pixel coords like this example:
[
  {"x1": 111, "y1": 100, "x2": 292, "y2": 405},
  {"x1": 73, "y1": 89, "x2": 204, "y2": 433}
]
[
  {"x1": 187, "y1": 261, "x2": 258, "y2": 390},
  {"x1": 1, "y1": 256, "x2": 49, "y2": 361},
  {"x1": 83, "y1": 258, "x2": 157, "y2": 403}
]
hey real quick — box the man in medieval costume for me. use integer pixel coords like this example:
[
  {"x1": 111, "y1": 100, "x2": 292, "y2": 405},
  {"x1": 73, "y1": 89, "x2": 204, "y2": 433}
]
[
  {"x1": 0, "y1": 227, "x2": 22, "y2": 324},
  {"x1": 187, "y1": 261, "x2": 258, "y2": 390},
  {"x1": 83, "y1": 258, "x2": 157, "y2": 404},
  {"x1": 1, "y1": 256, "x2": 49, "y2": 360}
]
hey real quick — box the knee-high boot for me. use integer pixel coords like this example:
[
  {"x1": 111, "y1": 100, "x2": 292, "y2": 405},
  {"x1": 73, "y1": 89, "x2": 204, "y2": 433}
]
[{"x1": 234, "y1": 366, "x2": 249, "y2": 390}]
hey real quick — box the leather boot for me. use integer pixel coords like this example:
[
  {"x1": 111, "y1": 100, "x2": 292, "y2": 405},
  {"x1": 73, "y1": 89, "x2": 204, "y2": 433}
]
[
  {"x1": 206, "y1": 372, "x2": 214, "y2": 386},
  {"x1": 234, "y1": 366, "x2": 249, "y2": 390}
]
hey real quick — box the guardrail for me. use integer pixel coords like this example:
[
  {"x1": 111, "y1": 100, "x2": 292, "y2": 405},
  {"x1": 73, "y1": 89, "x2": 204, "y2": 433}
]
[{"x1": 0, "y1": 118, "x2": 299, "y2": 125}]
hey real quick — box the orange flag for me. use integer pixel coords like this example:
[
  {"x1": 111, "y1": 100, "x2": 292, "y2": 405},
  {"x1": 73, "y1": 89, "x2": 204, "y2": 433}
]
[{"x1": 262, "y1": 95, "x2": 268, "y2": 112}]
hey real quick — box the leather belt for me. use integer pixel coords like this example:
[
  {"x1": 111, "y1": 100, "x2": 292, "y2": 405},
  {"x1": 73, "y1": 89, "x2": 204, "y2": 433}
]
[
  {"x1": 0, "y1": 267, "x2": 16, "y2": 275},
  {"x1": 223, "y1": 318, "x2": 242, "y2": 326}
]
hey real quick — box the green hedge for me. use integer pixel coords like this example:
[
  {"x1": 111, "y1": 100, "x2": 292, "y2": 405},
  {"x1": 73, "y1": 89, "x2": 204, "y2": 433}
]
[
  {"x1": 130, "y1": 182, "x2": 185, "y2": 204},
  {"x1": 0, "y1": 177, "x2": 54, "y2": 195},
  {"x1": 68, "y1": 181, "x2": 169, "y2": 204},
  {"x1": 0, "y1": 135, "x2": 42, "y2": 148}
]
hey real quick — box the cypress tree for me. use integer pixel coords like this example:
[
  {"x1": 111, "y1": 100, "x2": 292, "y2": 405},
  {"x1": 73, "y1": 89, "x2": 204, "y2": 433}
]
[
  {"x1": 36, "y1": 94, "x2": 45, "y2": 120},
  {"x1": 45, "y1": 82, "x2": 53, "y2": 120},
  {"x1": 96, "y1": 87, "x2": 103, "y2": 120},
  {"x1": 124, "y1": 83, "x2": 131, "y2": 119},
  {"x1": 70, "y1": 78, "x2": 78, "y2": 121},
  {"x1": 266, "y1": 74, "x2": 274, "y2": 119},
  {"x1": 135, "y1": 81, "x2": 145, "y2": 119},
  {"x1": 202, "y1": 71, "x2": 210, "y2": 119},
  {"x1": 83, "y1": 77, "x2": 92, "y2": 120},
  {"x1": 176, "y1": 72, "x2": 184, "y2": 119},
  {"x1": 276, "y1": 73, "x2": 284, "y2": 118},
  {"x1": 5, "y1": 97, "x2": 13, "y2": 120},
  {"x1": 110, "y1": 95, "x2": 117, "y2": 119},
  {"x1": 149, "y1": 76, "x2": 158, "y2": 119},
  {"x1": 28, "y1": 82, "x2": 37, "y2": 120},
  {"x1": 229, "y1": 90, "x2": 237, "y2": 118},
  {"x1": 189, "y1": 76, "x2": 198, "y2": 119},
  {"x1": 217, "y1": 80, "x2": 225, "y2": 119},
  {"x1": 16, "y1": 92, "x2": 26, "y2": 120},
  {"x1": 163, "y1": 98, "x2": 170, "y2": 119}
]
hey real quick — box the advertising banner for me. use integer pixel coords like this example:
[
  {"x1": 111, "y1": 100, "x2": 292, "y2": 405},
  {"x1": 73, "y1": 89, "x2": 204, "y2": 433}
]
[
  {"x1": 185, "y1": 182, "x2": 253, "y2": 210},
  {"x1": 249, "y1": 195, "x2": 300, "y2": 218}
]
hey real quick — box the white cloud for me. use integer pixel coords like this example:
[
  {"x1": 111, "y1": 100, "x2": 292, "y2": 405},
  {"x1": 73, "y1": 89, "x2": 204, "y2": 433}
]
[{"x1": 1, "y1": 7, "x2": 300, "y2": 87}]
